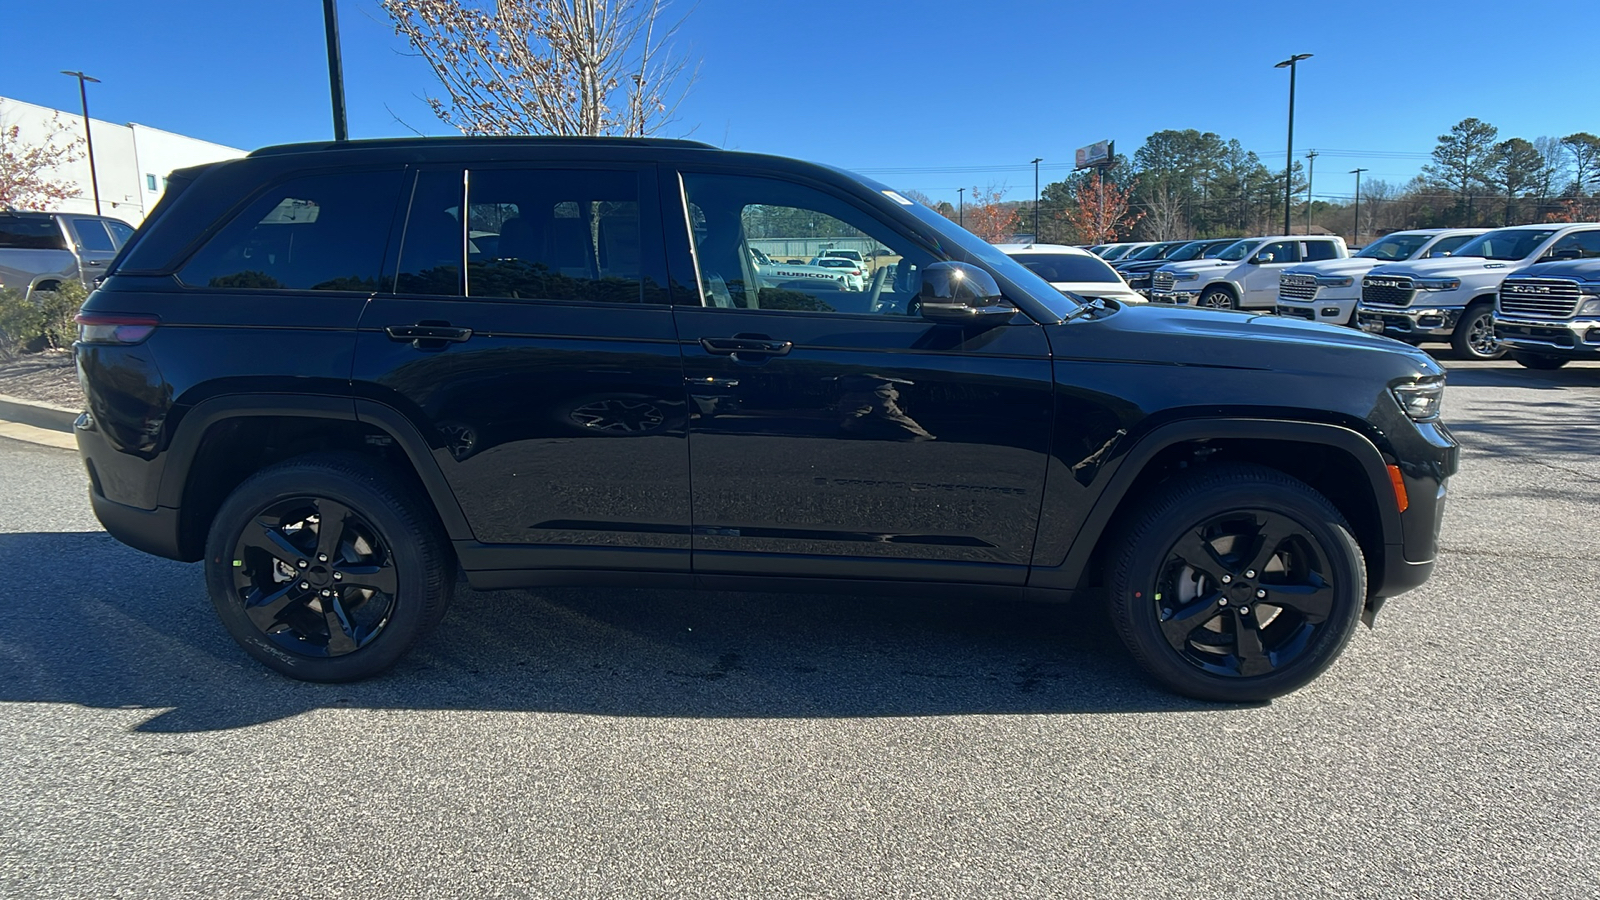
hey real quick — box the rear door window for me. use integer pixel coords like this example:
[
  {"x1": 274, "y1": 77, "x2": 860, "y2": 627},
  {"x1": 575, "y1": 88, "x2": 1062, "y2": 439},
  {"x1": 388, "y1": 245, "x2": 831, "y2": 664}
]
[
  {"x1": 178, "y1": 170, "x2": 402, "y2": 291},
  {"x1": 1302, "y1": 240, "x2": 1339, "y2": 261},
  {"x1": 72, "y1": 219, "x2": 115, "y2": 252}
]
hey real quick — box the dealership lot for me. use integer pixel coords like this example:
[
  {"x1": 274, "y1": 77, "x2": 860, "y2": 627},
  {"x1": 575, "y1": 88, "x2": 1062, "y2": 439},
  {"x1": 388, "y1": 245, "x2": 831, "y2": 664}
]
[{"x1": 1, "y1": 360, "x2": 1596, "y2": 899}]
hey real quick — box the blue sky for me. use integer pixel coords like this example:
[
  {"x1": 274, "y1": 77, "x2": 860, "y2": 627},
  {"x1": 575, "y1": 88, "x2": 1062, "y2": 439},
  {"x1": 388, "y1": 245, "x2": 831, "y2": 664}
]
[{"x1": 3, "y1": 0, "x2": 1595, "y2": 206}]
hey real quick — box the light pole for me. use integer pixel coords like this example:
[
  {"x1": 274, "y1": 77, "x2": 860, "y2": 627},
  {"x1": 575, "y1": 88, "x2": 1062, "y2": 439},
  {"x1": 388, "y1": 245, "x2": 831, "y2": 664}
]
[
  {"x1": 60, "y1": 71, "x2": 101, "y2": 215},
  {"x1": 1350, "y1": 168, "x2": 1368, "y2": 245},
  {"x1": 1031, "y1": 157, "x2": 1042, "y2": 243},
  {"x1": 957, "y1": 188, "x2": 964, "y2": 228},
  {"x1": 1305, "y1": 149, "x2": 1319, "y2": 234},
  {"x1": 323, "y1": 0, "x2": 349, "y2": 141},
  {"x1": 1274, "y1": 53, "x2": 1312, "y2": 236}
]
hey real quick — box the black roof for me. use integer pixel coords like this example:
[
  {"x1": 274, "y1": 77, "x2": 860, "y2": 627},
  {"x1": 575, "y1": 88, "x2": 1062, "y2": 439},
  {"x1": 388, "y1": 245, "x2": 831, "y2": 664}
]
[{"x1": 249, "y1": 135, "x2": 719, "y2": 158}]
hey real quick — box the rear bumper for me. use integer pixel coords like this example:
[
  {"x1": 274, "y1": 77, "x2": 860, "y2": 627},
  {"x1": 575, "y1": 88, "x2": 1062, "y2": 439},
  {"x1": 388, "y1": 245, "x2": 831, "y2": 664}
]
[{"x1": 1493, "y1": 315, "x2": 1600, "y2": 358}]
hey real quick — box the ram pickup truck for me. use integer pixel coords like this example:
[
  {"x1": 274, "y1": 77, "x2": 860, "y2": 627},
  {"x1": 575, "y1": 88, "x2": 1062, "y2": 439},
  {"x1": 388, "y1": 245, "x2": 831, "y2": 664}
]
[
  {"x1": 1117, "y1": 238, "x2": 1237, "y2": 297},
  {"x1": 1277, "y1": 229, "x2": 1484, "y2": 326},
  {"x1": 1150, "y1": 235, "x2": 1348, "y2": 310},
  {"x1": 0, "y1": 210, "x2": 134, "y2": 297},
  {"x1": 1492, "y1": 257, "x2": 1600, "y2": 368},
  {"x1": 1356, "y1": 223, "x2": 1600, "y2": 360}
]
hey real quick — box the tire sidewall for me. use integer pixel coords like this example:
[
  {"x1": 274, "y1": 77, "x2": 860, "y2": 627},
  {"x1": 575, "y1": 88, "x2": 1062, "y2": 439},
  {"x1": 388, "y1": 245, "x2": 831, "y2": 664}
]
[
  {"x1": 1111, "y1": 475, "x2": 1366, "y2": 703},
  {"x1": 203, "y1": 462, "x2": 439, "y2": 682}
]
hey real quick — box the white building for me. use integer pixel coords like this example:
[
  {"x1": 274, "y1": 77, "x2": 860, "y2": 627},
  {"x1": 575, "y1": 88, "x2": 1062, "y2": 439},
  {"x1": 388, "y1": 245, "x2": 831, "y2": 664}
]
[{"x1": 1, "y1": 95, "x2": 246, "y2": 226}]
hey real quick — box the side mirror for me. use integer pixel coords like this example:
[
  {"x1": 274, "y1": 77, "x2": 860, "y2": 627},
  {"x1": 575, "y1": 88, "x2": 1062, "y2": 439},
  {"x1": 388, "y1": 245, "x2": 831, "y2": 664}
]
[
  {"x1": 1246, "y1": 254, "x2": 1264, "y2": 265},
  {"x1": 918, "y1": 261, "x2": 1014, "y2": 324}
]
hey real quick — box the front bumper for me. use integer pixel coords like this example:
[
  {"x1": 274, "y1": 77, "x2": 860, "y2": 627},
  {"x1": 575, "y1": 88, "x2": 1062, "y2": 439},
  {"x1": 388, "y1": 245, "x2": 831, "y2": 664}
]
[
  {"x1": 1357, "y1": 305, "x2": 1462, "y2": 340},
  {"x1": 1493, "y1": 315, "x2": 1600, "y2": 359},
  {"x1": 1277, "y1": 296, "x2": 1356, "y2": 325},
  {"x1": 1148, "y1": 288, "x2": 1197, "y2": 305}
]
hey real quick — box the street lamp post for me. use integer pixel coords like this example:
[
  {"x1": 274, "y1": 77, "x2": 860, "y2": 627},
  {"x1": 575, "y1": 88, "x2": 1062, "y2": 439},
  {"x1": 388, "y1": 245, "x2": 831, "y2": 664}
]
[
  {"x1": 60, "y1": 70, "x2": 101, "y2": 215},
  {"x1": 323, "y1": 0, "x2": 349, "y2": 141},
  {"x1": 1274, "y1": 53, "x2": 1312, "y2": 236},
  {"x1": 1350, "y1": 168, "x2": 1368, "y2": 245},
  {"x1": 1031, "y1": 157, "x2": 1042, "y2": 243},
  {"x1": 957, "y1": 187, "x2": 964, "y2": 228},
  {"x1": 1305, "y1": 149, "x2": 1319, "y2": 234}
]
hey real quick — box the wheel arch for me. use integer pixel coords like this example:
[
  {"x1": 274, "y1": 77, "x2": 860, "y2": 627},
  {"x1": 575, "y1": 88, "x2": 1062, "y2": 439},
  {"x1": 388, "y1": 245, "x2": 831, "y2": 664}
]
[
  {"x1": 158, "y1": 394, "x2": 472, "y2": 561},
  {"x1": 1031, "y1": 418, "x2": 1401, "y2": 597}
]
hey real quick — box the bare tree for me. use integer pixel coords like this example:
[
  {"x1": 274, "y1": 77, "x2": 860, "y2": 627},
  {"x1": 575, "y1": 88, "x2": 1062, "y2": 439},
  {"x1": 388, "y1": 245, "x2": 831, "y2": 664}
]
[
  {"x1": 0, "y1": 113, "x2": 82, "y2": 209},
  {"x1": 1143, "y1": 180, "x2": 1187, "y2": 240},
  {"x1": 382, "y1": 0, "x2": 696, "y2": 137},
  {"x1": 1360, "y1": 178, "x2": 1395, "y2": 238}
]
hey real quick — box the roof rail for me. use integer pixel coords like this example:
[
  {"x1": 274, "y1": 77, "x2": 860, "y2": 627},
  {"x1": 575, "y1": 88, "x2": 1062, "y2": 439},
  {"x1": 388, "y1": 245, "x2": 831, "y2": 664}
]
[{"x1": 249, "y1": 135, "x2": 719, "y2": 157}]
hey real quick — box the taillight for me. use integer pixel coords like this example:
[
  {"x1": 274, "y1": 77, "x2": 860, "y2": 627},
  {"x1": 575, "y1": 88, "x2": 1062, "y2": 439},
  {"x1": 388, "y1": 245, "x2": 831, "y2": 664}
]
[{"x1": 76, "y1": 313, "x2": 158, "y2": 345}]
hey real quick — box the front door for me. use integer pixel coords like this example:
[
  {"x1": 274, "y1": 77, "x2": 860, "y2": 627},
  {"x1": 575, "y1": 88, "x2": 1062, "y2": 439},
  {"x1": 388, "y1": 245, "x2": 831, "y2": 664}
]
[
  {"x1": 1242, "y1": 239, "x2": 1302, "y2": 307},
  {"x1": 352, "y1": 163, "x2": 691, "y2": 573},
  {"x1": 665, "y1": 171, "x2": 1054, "y2": 584}
]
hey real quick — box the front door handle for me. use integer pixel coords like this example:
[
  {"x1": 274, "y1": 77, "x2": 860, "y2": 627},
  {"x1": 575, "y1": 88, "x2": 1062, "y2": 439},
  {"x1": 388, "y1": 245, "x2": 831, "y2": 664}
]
[
  {"x1": 699, "y1": 336, "x2": 792, "y2": 357},
  {"x1": 386, "y1": 322, "x2": 473, "y2": 350}
]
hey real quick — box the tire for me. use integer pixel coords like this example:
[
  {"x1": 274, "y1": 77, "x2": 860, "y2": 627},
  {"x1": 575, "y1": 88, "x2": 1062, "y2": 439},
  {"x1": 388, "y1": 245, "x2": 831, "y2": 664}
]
[
  {"x1": 1107, "y1": 463, "x2": 1366, "y2": 702},
  {"x1": 203, "y1": 453, "x2": 454, "y2": 682},
  {"x1": 1511, "y1": 352, "x2": 1569, "y2": 370},
  {"x1": 1198, "y1": 286, "x2": 1237, "y2": 310},
  {"x1": 1450, "y1": 302, "x2": 1505, "y2": 360}
]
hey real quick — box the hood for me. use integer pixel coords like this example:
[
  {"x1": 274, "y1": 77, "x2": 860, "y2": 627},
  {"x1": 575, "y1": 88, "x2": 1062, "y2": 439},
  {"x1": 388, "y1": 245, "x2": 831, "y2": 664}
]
[
  {"x1": 1159, "y1": 258, "x2": 1235, "y2": 275},
  {"x1": 1369, "y1": 255, "x2": 1521, "y2": 278},
  {"x1": 1057, "y1": 303, "x2": 1441, "y2": 377},
  {"x1": 1510, "y1": 258, "x2": 1600, "y2": 281},
  {"x1": 1284, "y1": 257, "x2": 1384, "y2": 277}
]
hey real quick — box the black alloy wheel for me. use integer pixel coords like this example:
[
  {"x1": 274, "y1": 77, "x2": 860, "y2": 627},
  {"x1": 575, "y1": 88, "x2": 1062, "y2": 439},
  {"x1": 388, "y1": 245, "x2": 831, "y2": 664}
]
[
  {"x1": 1108, "y1": 463, "x2": 1365, "y2": 702},
  {"x1": 204, "y1": 454, "x2": 453, "y2": 681},
  {"x1": 1451, "y1": 302, "x2": 1505, "y2": 360}
]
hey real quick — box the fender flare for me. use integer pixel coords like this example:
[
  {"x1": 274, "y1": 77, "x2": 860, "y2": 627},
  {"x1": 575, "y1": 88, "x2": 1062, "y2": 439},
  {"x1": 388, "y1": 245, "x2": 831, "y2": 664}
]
[
  {"x1": 155, "y1": 393, "x2": 472, "y2": 541},
  {"x1": 1030, "y1": 417, "x2": 1399, "y2": 592}
]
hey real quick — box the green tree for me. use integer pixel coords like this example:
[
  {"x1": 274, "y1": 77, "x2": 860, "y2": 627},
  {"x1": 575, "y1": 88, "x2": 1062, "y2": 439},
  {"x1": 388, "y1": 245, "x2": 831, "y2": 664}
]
[
  {"x1": 1561, "y1": 132, "x2": 1600, "y2": 195},
  {"x1": 1423, "y1": 118, "x2": 1500, "y2": 225},
  {"x1": 1490, "y1": 138, "x2": 1543, "y2": 225}
]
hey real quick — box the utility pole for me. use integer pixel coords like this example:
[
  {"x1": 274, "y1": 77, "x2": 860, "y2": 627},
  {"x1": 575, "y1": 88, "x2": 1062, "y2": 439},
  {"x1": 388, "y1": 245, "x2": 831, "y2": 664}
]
[
  {"x1": 1305, "y1": 149, "x2": 1319, "y2": 234},
  {"x1": 957, "y1": 188, "x2": 964, "y2": 228},
  {"x1": 1031, "y1": 157, "x2": 1042, "y2": 243},
  {"x1": 1274, "y1": 53, "x2": 1312, "y2": 236},
  {"x1": 1350, "y1": 168, "x2": 1368, "y2": 245},
  {"x1": 60, "y1": 71, "x2": 101, "y2": 215},
  {"x1": 323, "y1": 0, "x2": 349, "y2": 141}
]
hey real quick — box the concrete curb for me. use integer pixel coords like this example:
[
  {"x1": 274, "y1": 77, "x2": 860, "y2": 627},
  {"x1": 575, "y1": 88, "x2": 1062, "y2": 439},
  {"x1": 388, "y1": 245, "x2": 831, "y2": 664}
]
[{"x1": 0, "y1": 393, "x2": 79, "y2": 435}]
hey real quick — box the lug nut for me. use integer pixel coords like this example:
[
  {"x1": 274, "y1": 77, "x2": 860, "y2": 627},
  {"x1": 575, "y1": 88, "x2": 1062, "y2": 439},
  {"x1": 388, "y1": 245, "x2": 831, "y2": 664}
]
[
  {"x1": 1239, "y1": 607, "x2": 1250, "y2": 616},
  {"x1": 333, "y1": 572, "x2": 343, "y2": 581},
  {"x1": 297, "y1": 560, "x2": 308, "y2": 569},
  {"x1": 1244, "y1": 569, "x2": 1256, "y2": 578},
  {"x1": 1256, "y1": 589, "x2": 1267, "y2": 599},
  {"x1": 1219, "y1": 598, "x2": 1228, "y2": 606},
  {"x1": 1221, "y1": 575, "x2": 1232, "y2": 584},
  {"x1": 317, "y1": 554, "x2": 328, "y2": 563},
  {"x1": 299, "y1": 581, "x2": 310, "y2": 590},
  {"x1": 320, "y1": 589, "x2": 331, "y2": 597}
]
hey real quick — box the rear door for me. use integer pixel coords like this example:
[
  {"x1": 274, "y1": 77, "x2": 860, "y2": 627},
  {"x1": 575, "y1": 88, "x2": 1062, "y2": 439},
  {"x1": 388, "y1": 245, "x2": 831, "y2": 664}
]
[
  {"x1": 664, "y1": 168, "x2": 1054, "y2": 585},
  {"x1": 352, "y1": 162, "x2": 691, "y2": 575},
  {"x1": 66, "y1": 216, "x2": 120, "y2": 285}
]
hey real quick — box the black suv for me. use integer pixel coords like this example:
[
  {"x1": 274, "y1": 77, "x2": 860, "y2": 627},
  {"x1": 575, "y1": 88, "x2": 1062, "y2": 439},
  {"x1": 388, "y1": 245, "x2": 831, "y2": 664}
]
[{"x1": 75, "y1": 137, "x2": 1458, "y2": 701}]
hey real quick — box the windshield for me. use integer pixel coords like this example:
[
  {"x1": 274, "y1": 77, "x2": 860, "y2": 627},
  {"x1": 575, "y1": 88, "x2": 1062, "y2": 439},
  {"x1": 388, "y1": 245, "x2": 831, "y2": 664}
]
[
  {"x1": 1100, "y1": 244, "x2": 1135, "y2": 260},
  {"x1": 903, "y1": 202, "x2": 1080, "y2": 318},
  {"x1": 1165, "y1": 241, "x2": 1211, "y2": 262},
  {"x1": 1124, "y1": 243, "x2": 1170, "y2": 261},
  {"x1": 1200, "y1": 240, "x2": 1235, "y2": 258},
  {"x1": 1453, "y1": 228, "x2": 1557, "y2": 261},
  {"x1": 1355, "y1": 234, "x2": 1431, "y2": 261},
  {"x1": 1216, "y1": 239, "x2": 1263, "y2": 262},
  {"x1": 1008, "y1": 252, "x2": 1121, "y2": 283}
]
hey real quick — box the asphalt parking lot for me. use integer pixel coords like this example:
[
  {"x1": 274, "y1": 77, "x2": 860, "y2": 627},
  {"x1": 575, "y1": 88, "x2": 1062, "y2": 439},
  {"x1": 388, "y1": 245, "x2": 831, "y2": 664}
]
[{"x1": 1, "y1": 359, "x2": 1597, "y2": 899}]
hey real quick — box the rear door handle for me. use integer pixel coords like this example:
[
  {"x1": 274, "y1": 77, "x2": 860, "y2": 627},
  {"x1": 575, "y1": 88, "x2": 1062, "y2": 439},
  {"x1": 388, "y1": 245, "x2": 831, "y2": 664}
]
[
  {"x1": 699, "y1": 337, "x2": 792, "y2": 356},
  {"x1": 386, "y1": 323, "x2": 473, "y2": 350}
]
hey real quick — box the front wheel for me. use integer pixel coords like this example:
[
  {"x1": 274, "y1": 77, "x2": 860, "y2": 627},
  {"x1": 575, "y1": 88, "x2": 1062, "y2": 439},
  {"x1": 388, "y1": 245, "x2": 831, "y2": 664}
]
[
  {"x1": 1511, "y1": 352, "x2": 1569, "y2": 370},
  {"x1": 1451, "y1": 302, "x2": 1505, "y2": 360},
  {"x1": 1107, "y1": 463, "x2": 1366, "y2": 702},
  {"x1": 1198, "y1": 287, "x2": 1237, "y2": 310},
  {"x1": 203, "y1": 453, "x2": 454, "y2": 682}
]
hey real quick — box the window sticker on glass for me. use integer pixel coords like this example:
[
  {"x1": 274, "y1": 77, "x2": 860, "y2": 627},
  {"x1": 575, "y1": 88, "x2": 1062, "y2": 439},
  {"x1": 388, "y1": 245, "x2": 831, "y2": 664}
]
[{"x1": 881, "y1": 190, "x2": 914, "y2": 206}]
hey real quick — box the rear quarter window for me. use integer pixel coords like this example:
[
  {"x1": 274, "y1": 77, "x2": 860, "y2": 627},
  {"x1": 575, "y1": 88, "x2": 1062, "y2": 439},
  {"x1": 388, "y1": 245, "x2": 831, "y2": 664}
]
[{"x1": 178, "y1": 170, "x2": 402, "y2": 291}]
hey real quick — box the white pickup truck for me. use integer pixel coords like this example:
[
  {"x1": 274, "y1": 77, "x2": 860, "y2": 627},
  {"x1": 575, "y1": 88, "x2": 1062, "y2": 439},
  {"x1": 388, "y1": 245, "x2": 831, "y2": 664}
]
[
  {"x1": 1276, "y1": 229, "x2": 1484, "y2": 326},
  {"x1": 749, "y1": 247, "x2": 849, "y2": 289},
  {"x1": 1356, "y1": 223, "x2": 1600, "y2": 360},
  {"x1": 1149, "y1": 235, "x2": 1348, "y2": 310}
]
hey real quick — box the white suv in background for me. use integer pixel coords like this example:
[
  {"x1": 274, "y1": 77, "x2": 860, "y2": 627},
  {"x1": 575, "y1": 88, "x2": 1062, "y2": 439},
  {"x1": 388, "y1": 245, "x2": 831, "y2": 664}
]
[
  {"x1": 1150, "y1": 235, "x2": 1349, "y2": 310},
  {"x1": 1276, "y1": 229, "x2": 1484, "y2": 326},
  {"x1": 995, "y1": 243, "x2": 1145, "y2": 305}
]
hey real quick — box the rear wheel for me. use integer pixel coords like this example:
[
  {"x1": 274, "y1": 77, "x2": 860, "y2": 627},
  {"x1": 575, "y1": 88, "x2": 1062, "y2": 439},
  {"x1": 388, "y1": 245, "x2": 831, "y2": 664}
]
[
  {"x1": 203, "y1": 453, "x2": 453, "y2": 682},
  {"x1": 1451, "y1": 302, "x2": 1505, "y2": 360},
  {"x1": 1107, "y1": 464, "x2": 1366, "y2": 702},
  {"x1": 1511, "y1": 352, "x2": 1569, "y2": 370}
]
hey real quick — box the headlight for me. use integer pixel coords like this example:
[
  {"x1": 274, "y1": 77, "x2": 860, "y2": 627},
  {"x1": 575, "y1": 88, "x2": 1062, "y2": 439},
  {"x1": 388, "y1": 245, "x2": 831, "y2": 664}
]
[
  {"x1": 1172, "y1": 271, "x2": 1200, "y2": 282},
  {"x1": 1414, "y1": 277, "x2": 1461, "y2": 291},
  {"x1": 1578, "y1": 298, "x2": 1600, "y2": 316},
  {"x1": 1391, "y1": 380, "x2": 1445, "y2": 421},
  {"x1": 1315, "y1": 276, "x2": 1354, "y2": 287}
]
